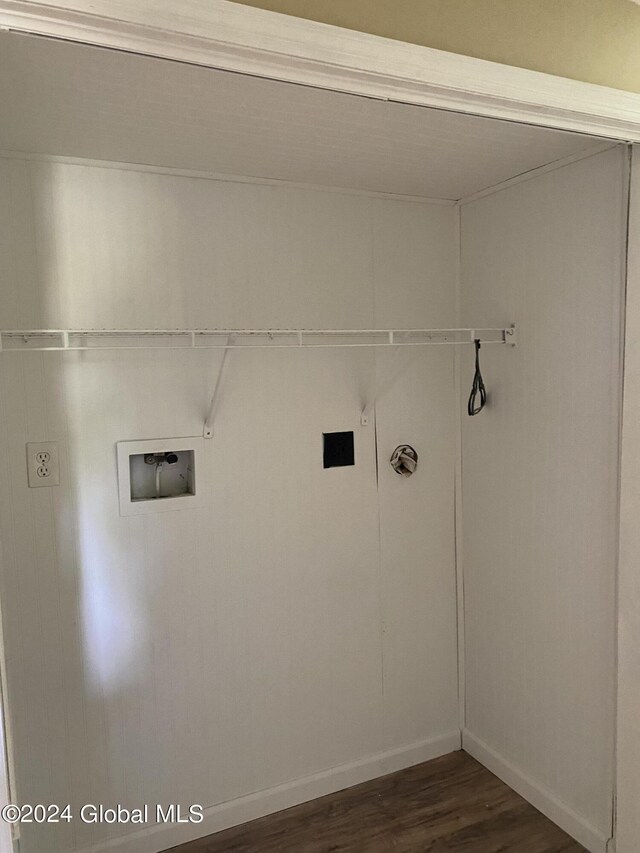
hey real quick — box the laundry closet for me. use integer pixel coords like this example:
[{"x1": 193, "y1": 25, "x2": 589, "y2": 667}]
[{"x1": 0, "y1": 23, "x2": 631, "y2": 853}]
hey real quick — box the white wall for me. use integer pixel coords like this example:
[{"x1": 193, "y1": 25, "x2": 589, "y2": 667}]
[
  {"x1": 459, "y1": 147, "x2": 626, "y2": 852},
  {"x1": 0, "y1": 157, "x2": 459, "y2": 853},
  {"x1": 617, "y1": 143, "x2": 640, "y2": 853}
]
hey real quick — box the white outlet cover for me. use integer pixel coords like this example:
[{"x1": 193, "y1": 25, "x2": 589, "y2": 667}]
[
  {"x1": 26, "y1": 441, "x2": 60, "y2": 487},
  {"x1": 116, "y1": 437, "x2": 205, "y2": 516}
]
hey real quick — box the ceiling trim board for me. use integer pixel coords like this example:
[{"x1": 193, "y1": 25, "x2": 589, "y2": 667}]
[
  {"x1": 456, "y1": 141, "x2": 621, "y2": 207},
  {"x1": 0, "y1": 150, "x2": 458, "y2": 206},
  {"x1": 1, "y1": 0, "x2": 640, "y2": 141}
]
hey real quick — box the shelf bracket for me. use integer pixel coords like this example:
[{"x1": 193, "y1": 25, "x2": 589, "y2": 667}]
[
  {"x1": 203, "y1": 335, "x2": 233, "y2": 439},
  {"x1": 361, "y1": 332, "x2": 409, "y2": 426}
]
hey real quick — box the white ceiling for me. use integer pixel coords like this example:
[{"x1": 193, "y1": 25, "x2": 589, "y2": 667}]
[{"x1": 0, "y1": 32, "x2": 609, "y2": 200}]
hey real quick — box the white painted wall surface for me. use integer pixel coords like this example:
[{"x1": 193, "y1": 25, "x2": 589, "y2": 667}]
[
  {"x1": 0, "y1": 158, "x2": 459, "y2": 852},
  {"x1": 617, "y1": 143, "x2": 640, "y2": 853},
  {"x1": 460, "y1": 148, "x2": 626, "y2": 851}
]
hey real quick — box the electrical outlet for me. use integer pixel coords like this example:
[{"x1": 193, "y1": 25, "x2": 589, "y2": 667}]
[{"x1": 27, "y1": 442, "x2": 60, "y2": 488}]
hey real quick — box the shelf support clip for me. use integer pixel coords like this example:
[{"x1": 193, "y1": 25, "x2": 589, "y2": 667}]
[{"x1": 504, "y1": 325, "x2": 517, "y2": 346}]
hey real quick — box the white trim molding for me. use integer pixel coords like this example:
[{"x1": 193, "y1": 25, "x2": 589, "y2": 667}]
[
  {"x1": 75, "y1": 732, "x2": 461, "y2": 853},
  {"x1": 1, "y1": 0, "x2": 640, "y2": 140},
  {"x1": 463, "y1": 730, "x2": 611, "y2": 853}
]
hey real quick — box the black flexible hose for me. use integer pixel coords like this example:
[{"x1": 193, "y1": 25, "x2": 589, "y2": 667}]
[{"x1": 467, "y1": 339, "x2": 487, "y2": 416}]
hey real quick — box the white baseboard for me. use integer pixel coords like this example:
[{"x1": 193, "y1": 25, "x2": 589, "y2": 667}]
[
  {"x1": 463, "y1": 729, "x2": 611, "y2": 853},
  {"x1": 77, "y1": 730, "x2": 461, "y2": 853}
]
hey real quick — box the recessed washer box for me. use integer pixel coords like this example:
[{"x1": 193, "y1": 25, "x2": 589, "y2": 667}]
[{"x1": 116, "y1": 437, "x2": 205, "y2": 516}]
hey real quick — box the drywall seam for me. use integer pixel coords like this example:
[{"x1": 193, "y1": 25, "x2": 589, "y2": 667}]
[{"x1": 453, "y1": 201, "x2": 465, "y2": 731}]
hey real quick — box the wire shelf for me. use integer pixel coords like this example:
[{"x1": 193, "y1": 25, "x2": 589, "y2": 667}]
[{"x1": 0, "y1": 326, "x2": 516, "y2": 352}]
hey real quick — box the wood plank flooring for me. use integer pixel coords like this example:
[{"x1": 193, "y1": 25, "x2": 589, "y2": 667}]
[{"x1": 166, "y1": 751, "x2": 586, "y2": 852}]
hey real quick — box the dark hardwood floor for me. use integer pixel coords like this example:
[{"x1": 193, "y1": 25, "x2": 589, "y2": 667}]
[{"x1": 167, "y1": 751, "x2": 585, "y2": 852}]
